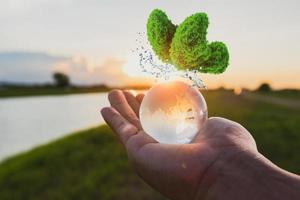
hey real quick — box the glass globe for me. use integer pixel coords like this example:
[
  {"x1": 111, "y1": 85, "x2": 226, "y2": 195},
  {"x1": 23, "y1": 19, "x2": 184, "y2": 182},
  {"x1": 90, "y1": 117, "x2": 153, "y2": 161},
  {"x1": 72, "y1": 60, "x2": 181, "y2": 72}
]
[{"x1": 139, "y1": 81, "x2": 208, "y2": 144}]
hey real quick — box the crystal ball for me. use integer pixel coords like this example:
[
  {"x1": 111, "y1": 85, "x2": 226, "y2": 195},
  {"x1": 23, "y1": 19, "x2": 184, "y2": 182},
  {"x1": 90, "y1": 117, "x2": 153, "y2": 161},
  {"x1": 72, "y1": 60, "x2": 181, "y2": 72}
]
[{"x1": 139, "y1": 81, "x2": 208, "y2": 144}]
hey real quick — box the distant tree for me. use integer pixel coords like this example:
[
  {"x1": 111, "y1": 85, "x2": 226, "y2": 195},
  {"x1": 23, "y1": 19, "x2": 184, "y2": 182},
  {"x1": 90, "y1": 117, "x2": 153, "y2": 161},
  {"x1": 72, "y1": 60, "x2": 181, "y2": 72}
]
[
  {"x1": 257, "y1": 83, "x2": 272, "y2": 92},
  {"x1": 53, "y1": 72, "x2": 70, "y2": 87}
]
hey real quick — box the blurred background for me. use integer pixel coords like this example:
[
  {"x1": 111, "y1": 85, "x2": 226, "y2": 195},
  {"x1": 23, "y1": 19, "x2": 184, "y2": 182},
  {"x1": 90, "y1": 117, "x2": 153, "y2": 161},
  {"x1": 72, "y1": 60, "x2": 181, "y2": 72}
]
[{"x1": 0, "y1": 0, "x2": 299, "y2": 199}]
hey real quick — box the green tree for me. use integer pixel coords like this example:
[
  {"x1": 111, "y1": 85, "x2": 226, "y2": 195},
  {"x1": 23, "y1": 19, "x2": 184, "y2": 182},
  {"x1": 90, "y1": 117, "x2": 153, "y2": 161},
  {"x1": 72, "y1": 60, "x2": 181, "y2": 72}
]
[
  {"x1": 53, "y1": 72, "x2": 70, "y2": 87},
  {"x1": 257, "y1": 83, "x2": 272, "y2": 92}
]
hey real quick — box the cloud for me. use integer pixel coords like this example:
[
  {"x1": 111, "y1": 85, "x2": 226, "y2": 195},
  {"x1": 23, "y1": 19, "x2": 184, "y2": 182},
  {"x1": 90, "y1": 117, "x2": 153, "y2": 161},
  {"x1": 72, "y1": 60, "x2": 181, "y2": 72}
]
[
  {"x1": 54, "y1": 55, "x2": 153, "y2": 86},
  {"x1": 0, "y1": 0, "x2": 72, "y2": 16},
  {"x1": 0, "y1": 52, "x2": 67, "y2": 83},
  {"x1": 0, "y1": 51, "x2": 153, "y2": 86}
]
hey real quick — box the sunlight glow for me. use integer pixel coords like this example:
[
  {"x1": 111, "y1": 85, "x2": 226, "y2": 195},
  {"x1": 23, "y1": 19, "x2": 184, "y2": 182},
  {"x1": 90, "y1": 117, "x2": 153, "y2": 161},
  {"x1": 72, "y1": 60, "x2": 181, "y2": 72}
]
[
  {"x1": 122, "y1": 54, "x2": 147, "y2": 77},
  {"x1": 234, "y1": 87, "x2": 242, "y2": 95}
]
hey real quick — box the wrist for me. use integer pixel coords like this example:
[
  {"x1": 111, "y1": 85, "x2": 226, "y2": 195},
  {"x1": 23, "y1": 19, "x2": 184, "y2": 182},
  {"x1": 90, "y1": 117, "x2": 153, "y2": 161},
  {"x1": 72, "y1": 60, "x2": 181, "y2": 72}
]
[{"x1": 196, "y1": 149, "x2": 300, "y2": 200}]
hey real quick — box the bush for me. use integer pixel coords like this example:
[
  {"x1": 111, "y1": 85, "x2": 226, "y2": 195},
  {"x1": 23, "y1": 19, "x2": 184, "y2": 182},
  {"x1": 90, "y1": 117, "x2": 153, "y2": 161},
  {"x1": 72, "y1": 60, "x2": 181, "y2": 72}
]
[
  {"x1": 53, "y1": 72, "x2": 70, "y2": 87},
  {"x1": 257, "y1": 83, "x2": 272, "y2": 92},
  {"x1": 147, "y1": 9, "x2": 229, "y2": 74}
]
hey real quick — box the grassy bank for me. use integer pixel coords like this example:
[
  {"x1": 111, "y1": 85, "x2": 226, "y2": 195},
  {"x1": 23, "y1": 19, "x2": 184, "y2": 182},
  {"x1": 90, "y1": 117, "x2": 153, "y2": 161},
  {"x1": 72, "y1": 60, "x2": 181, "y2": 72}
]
[
  {"x1": 0, "y1": 91, "x2": 299, "y2": 199},
  {"x1": 255, "y1": 89, "x2": 300, "y2": 100},
  {"x1": 203, "y1": 91, "x2": 300, "y2": 173},
  {"x1": 0, "y1": 126, "x2": 164, "y2": 200}
]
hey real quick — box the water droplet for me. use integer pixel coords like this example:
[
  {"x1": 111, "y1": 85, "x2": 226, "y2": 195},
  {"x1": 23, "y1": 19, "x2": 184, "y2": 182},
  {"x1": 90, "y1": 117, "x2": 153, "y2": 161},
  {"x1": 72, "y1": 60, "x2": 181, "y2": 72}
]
[{"x1": 132, "y1": 33, "x2": 207, "y2": 89}]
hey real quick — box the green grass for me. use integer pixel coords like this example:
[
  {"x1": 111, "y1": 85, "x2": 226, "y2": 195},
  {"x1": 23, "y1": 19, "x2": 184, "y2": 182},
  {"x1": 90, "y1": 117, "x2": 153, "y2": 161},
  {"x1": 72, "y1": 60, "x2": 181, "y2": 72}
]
[
  {"x1": 0, "y1": 91, "x2": 299, "y2": 199},
  {"x1": 202, "y1": 91, "x2": 300, "y2": 173},
  {"x1": 256, "y1": 90, "x2": 300, "y2": 100},
  {"x1": 0, "y1": 126, "x2": 164, "y2": 200}
]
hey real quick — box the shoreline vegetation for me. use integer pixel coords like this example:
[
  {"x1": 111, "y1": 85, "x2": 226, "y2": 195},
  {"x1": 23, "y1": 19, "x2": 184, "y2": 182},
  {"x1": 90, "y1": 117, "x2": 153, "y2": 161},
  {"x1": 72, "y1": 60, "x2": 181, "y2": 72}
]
[
  {"x1": 2, "y1": 71, "x2": 299, "y2": 99},
  {"x1": 0, "y1": 84, "x2": 151, "y2": 98},
  {"x1": 0, "y1": 71, "x2": 152, "y2": 98},
  {"x1": 1, "y1": 83, "x2": 300, "y2": 99},
  {"x1": 1, "y1": 74, "x2": 299, "y2": 98}
]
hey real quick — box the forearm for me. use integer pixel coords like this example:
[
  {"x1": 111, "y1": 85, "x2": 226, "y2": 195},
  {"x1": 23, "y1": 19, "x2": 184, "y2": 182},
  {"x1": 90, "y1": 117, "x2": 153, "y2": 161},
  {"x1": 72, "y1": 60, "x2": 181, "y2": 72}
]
[{"x1": 199, "y1": 150, "x2": 300, "y2": 200}]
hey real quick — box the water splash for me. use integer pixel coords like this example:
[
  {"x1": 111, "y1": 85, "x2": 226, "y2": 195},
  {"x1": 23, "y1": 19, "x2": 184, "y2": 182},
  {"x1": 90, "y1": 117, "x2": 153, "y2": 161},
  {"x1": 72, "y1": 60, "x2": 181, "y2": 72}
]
[{"x1": 132, "y1": 32, "x2": 207, "y2": 89}]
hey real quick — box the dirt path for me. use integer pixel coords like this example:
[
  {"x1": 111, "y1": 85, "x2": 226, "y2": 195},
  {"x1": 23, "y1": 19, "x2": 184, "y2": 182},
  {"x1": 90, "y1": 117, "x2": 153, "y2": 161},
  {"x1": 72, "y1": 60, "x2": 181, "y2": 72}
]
[{"x1": 242, "y1": 92, "x2": 300, "y2": 110}]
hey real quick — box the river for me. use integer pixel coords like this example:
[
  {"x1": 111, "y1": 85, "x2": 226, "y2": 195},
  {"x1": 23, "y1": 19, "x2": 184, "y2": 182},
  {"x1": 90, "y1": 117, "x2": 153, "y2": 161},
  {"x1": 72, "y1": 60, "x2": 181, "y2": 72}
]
[{"x1": 0, "y1": 93, "x2": 109, "y2": 161}]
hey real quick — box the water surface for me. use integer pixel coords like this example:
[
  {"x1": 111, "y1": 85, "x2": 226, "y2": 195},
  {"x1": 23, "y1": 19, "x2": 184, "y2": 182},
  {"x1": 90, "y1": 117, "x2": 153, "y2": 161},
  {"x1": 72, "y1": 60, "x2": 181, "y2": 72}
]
[{"x1": 0, "y1": 93, "x2": 109, "y2": 161}]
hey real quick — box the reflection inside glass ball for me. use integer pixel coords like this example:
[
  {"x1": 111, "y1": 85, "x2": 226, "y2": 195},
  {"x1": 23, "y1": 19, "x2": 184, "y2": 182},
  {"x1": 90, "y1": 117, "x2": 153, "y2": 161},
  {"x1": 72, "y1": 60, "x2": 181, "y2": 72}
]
[{"x1": 140, "y1": 81, "x2": 208, "y2": 144}]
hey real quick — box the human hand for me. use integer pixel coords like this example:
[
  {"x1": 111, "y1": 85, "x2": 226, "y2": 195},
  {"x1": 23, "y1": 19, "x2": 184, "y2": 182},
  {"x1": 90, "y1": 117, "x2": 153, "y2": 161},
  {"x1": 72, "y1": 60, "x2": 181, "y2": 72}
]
[{"x1": 101, "y1": 90, "x2": 300, "y2": 200}]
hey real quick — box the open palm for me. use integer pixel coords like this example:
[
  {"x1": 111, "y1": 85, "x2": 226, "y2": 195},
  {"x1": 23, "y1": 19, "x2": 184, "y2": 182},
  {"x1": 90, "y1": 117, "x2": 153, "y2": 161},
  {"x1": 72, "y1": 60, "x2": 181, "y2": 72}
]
[{"x1": 101, "y1": 90, "x2": 258, "y2": 200}]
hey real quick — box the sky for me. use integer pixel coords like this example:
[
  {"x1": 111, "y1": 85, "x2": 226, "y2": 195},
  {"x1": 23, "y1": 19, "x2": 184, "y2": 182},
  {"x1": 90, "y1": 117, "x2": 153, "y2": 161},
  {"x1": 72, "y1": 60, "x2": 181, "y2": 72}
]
[{"x1": 0, "y1": 0, "x2": 299, "y2": 89}]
